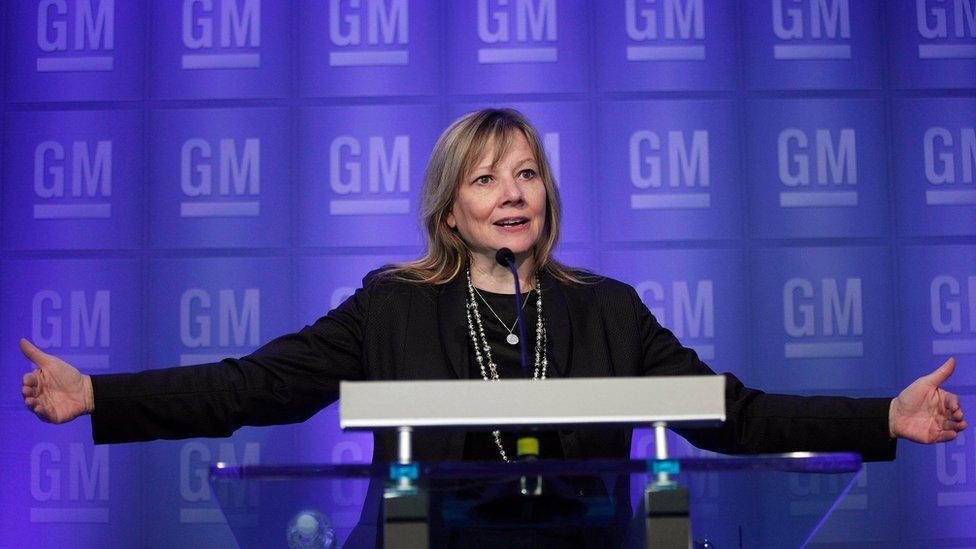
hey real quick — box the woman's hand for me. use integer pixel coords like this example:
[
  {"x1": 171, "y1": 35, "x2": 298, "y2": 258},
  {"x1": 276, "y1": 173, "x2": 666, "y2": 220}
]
[
  {"x1": 20, "y1": 338, "x2": 94, "y2": 424},
  {"x1": 889, "y1": 357, "x2": 967, "y2": 443}
]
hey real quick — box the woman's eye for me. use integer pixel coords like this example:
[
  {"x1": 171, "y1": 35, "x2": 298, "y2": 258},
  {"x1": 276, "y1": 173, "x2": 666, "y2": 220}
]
[
  {"x1": 473, "y1": 175, "x2": 492, "y2": 185},
  {"x1": 518, "y1": 169, "x2": 537, "y2": 180}
]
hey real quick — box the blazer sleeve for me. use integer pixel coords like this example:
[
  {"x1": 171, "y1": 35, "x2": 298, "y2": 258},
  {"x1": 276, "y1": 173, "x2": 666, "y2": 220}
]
[
  {"x1": 88, "y1": 278, "x2": 382, "y2": 444},
  {"x1": 627, "y1": 285, "x2": 898, "y2": 462}
]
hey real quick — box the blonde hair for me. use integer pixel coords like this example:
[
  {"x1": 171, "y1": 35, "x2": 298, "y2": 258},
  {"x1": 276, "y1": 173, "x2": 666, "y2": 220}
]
[{"x1": 386, "y1": 108, "x2": 589, "y2": 285}]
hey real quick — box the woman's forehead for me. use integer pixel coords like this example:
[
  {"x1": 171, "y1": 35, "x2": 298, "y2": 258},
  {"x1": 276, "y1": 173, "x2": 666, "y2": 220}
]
[{"x1": 465, "y1": 129, "x2": 535, "y2": 172}]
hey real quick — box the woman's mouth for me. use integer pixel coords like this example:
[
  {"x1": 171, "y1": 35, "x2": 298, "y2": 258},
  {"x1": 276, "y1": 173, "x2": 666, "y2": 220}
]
[{"x1": 493, "y1": 217, "x2": 529, "y2": 228}]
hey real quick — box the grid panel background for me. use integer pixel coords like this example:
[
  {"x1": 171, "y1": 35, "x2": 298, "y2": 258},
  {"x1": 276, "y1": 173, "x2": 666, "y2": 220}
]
[{"x1": 1, "y1": 1, "x2": 974, "y2": 546}]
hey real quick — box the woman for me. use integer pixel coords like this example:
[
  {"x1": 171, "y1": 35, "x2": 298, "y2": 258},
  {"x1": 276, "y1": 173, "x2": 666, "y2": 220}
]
[{"x1": 20, "y1": 108, "x2": 966, "y2": 462}]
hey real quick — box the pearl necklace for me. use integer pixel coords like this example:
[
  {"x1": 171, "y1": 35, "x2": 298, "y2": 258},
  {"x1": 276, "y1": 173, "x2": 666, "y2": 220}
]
[{"x1": 464, "y1": 268, "x2": 547, "y2": 462}]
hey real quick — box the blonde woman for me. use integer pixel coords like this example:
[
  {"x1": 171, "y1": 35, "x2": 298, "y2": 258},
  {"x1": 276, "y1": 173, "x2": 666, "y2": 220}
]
[{"x1": 22, "y1": 108, "x2": 966, "y2": 464}]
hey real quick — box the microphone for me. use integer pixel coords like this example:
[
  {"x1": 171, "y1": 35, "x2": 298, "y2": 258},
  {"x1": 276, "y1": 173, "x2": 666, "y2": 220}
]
[
  {"x1": 496, "y1": 248, "x2": 541, "y2": 469},
  {"x1": 494, "y1": 247, "x2": 515, "y2": 267},
  {"x1": 495, "y1": 248, "x2": 530, "y2": 377}
]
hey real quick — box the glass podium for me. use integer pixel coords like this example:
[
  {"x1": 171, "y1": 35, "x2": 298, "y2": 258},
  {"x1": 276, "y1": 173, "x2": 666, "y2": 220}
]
[{"x1": 209, "y1": 452, "x2": 862, "y2": 548}]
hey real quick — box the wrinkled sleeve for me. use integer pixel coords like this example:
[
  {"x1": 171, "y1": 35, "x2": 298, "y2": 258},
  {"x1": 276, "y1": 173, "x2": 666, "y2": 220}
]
[
  {"x1": 89, "y1": 281, "x2": 378, "y2": 444},
  {"x1": 629, "y1": 286, "x2": 897, "y2": 462}
]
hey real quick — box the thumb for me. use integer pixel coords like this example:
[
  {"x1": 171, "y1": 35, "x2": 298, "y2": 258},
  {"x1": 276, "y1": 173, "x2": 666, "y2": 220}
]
[
  {"x1": 924, "y1": 357, "x2": 956, "y2": 386},
  {"x1": 19, "y1": 338, "x2": 50, "y2": 368}
]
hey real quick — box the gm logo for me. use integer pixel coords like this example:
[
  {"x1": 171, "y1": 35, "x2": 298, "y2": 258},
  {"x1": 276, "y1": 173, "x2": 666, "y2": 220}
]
[
  {"x1": 777, "y1": 127, "x2": 858, "y2": 207},
  {"x1": 629, "y1": 129, "x2": 710, "y2": 209},
  {"x1": 937, "y1": 431, "x2": 976, "y2": 506},
  {"x1": 783, "y1": 277, "x2": 863, "y2": 358},
  {"x1": 915, "y1": 0, "x2": 976, "y2": 59},
  {"x1": 788, "y1": 466, "x2": 868, "y2": 515},
  {"x1": 636, "y1": 280, "x2": 715, "y2": 360},
  {"x1": 33, "y1": 139, "x2": 112, "y2": 219},
  {"x1": 179, "y1": 442, "x2": 259, "y2": 523},
  {"x1": 180, "y1": 138, "x2": 260, "y2": 217},
  {"x1": 32, "y1": 290, "x2": 111, "y2": 371},
  {"x1": 329, "y1": 135, "x2": 410, "y2": 215},
  {"x1": 30, "y1": 443, "x2": 109, "y2": 523},
  {"x1": 930, "y1": 274, "x2": 976, "y2": 355},
  {"x1": 771, "y1": 0, "x2": 851, "y2": 59},
  {"x1": 329, "y1": 0, "x2": 408, "y2": 66},
  {"x1": 477, "y1": 0, "x2": 558, "y2": 63},
  {"x1": 625, "y1": 0, "x2": 705, "y2": 61},
  {"x1": 181, "y1": 0, "x2": 261, "y2": 69},
  {"x1": 179, "y1": 288, "x2": 260, "y2": 365},
  {"x1": 923, "y1": 126, "x2": 976, "y2": 205},
  {"x1": 36, "y1": 0, "x2": 114, "y2": 71}
]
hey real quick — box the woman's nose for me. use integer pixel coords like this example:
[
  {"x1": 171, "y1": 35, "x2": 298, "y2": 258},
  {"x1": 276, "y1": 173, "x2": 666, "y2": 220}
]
[{"x1": 499, "y1": 175, "x2": 524, "y2": 204}]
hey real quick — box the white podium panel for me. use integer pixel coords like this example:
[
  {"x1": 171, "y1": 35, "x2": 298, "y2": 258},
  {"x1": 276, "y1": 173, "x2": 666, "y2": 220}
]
[{"x1": 340, "y1": 376, "x2": 725, "y2": 430}]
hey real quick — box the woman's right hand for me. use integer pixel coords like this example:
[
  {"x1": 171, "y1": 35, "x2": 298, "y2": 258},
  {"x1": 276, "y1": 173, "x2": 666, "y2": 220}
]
[{"x1": 20, "y1": 338, "x2": 94, "y2": 424}]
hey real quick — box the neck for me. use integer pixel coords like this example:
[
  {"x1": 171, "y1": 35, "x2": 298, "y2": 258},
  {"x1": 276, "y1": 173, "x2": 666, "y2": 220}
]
[{"x1": 469, "y1": 252, "x2": 536, "y2": 294}]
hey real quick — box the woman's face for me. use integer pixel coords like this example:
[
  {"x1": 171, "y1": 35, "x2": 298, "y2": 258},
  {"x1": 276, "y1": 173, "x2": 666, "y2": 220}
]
[{"x1": 447, "y1": 131, "x2": 547, "y2": 264}]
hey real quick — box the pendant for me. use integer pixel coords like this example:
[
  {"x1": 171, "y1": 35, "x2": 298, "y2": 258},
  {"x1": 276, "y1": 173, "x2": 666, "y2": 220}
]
[{"x1": 506, "y1": 333, "x2": 519, "y2": 345}]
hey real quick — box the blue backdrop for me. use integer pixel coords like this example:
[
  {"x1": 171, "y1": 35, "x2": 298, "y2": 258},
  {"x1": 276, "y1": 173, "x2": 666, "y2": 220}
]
[{"x1": 1, "y1": 0, "x2": 975, "y2": 546}]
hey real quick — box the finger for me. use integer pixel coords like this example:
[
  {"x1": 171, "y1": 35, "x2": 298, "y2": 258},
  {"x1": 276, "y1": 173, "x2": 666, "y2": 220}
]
[
  {"x1": 944, "y1": 419, "x2": 965, "y2": 431},
  {"x1": 21, "y1": 384, "x2": 35, "y2": 398},
  {"x1": 31, "y1": 402, "x2": 51, "y2": 421},
  {"x1": 924, "y1": 357, "x2": 956, "y2": 386},
  {"x1": 23, "y1": 371, "x2": 38, "y2": 387},
  {"x1": 937, "y1": 430, "x2": 959, "y2": 443},
  {"x1": 19, "y1": 339, "x2": 48, "y2": 366},
  {"x1": 945, "y1": 392, "x2": 961, "y2": 412},
  {"x1": 952, "y1": 408, "x2": 965, "y2": 421}
]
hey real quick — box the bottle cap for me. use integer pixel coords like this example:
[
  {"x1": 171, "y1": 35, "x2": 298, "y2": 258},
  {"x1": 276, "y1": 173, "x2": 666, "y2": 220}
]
[{"x1": 517, "y1": 436, "x2": 539, "y2": 458}]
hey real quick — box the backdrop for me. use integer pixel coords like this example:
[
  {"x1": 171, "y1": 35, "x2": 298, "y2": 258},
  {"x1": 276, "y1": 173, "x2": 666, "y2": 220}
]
[{"x1": 1, "y1": 0, "x2": 975, "y2": 546}]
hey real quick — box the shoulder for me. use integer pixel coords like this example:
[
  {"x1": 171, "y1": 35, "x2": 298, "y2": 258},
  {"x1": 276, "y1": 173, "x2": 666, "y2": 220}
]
[
  {"x1": 361, "y1": 266, "x2": 438, "y2": 300},
  {"x1": 553, "y1": 271, "x2": 636, "y2": 299},
  {"x1": 550, "y1": 271, "x2": 642, "y2": 314},
  {"x1": 552, "y1": 272, "x2": 648, "y2": 340},
  {"x1": 590, "y1": 274, "x2": 637, "y2": 297}
]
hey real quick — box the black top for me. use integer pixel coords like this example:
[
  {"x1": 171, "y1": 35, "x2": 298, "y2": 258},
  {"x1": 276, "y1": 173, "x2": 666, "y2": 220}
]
[
  {"x1": 89, "y1": 268, "x2": 896, "y2": 465},
  {"x1": 461, "y1": 287, "x2": 564, "y2": 461},
  {"x1": 88, "y1": 269, "x2": 896, "y2": 545},
  {"x1": 469, "y1": 287, "x2": 538, "y2": 379}
]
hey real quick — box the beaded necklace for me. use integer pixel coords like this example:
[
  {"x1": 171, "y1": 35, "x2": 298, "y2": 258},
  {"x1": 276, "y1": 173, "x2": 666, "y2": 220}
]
[{"x1": 464, "y1": 268, "x2": 548, "y2": 462}]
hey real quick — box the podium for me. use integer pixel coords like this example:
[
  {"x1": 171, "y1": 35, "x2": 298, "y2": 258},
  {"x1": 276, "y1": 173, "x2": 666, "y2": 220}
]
[{"x1": 209, "y1": 377, "x2": 864, "y2": 547}]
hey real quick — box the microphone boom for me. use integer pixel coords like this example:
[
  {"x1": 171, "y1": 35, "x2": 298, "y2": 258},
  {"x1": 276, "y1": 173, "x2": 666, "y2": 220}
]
[{"x1": 495, "y1": 248, "x2": 530, "y2": 377}]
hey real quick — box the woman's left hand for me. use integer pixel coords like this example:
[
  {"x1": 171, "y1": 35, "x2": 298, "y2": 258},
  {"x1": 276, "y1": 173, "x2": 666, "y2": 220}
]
[{"x1": 889, "y1": 357, "x2": 967, "y2": 443}]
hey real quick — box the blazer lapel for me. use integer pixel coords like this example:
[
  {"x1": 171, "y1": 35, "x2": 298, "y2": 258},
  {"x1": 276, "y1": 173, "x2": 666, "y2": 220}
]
[
  {"x1": 541, "y1": 272, "x2": 572, "y2": 378},
  {"x1": 437, "y1": 274, "x2": 470, "y2": 379}
]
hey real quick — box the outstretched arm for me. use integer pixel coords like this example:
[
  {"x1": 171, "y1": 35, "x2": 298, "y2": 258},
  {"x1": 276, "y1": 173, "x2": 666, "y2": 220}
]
[
  {"x1": 889, "y1": 357, "x2": 967, "y2": 443},
  {"x1": 20, "y1": 338, "x2": 94, "y2": 424},
  {"x1": 18, "y1": 271, "x2": 394, "y2": 445}
]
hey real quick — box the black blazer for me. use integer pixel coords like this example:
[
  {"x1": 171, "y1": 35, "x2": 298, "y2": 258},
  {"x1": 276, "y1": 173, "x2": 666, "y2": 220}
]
[{"x1": 90, "y1": 270, "x2": 896, "y2": 462}]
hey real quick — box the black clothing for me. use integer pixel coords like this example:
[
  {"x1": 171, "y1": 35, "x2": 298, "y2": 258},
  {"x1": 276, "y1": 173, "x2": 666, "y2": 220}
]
[
  {"x1": 90, "y1": 270, "x2": 897, "y2": 462},
  {"x1": 89, "y1": 269, "x2": 895, "y2": 548}
]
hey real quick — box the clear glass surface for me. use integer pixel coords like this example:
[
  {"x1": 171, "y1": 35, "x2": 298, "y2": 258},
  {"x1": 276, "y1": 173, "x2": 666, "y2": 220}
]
[{"x1": 209, "y1": 454, "x2": 861, "y2": 548}]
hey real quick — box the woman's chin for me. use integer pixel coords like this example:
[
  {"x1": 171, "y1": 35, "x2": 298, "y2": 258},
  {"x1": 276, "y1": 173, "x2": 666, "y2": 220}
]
[
  {"x1": 495, "y1": 232, "x2": 540, "y2": 252},
  {"x1": 496, "y1": 240, "x2": 537, "y2": 256},
  {"x1": 467, "y1": 234, "x2": 539, "y2": 262}
]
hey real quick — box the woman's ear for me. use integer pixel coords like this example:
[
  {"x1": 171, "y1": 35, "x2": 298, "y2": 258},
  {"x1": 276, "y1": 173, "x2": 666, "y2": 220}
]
[{"x1": 446, "y1": 210, "x2": 456, "y2": 229}]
